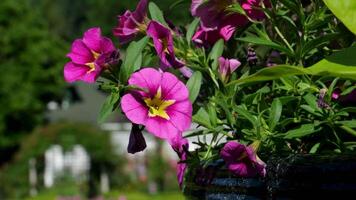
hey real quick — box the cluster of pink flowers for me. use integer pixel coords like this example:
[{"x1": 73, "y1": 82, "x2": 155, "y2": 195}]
[{"x1": 63, "y1": 0, "x2": 269, "y2": 187}]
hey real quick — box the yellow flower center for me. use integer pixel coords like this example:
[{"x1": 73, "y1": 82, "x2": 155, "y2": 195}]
[
  {"x1": 85, "y1": 50, "x2": 101, "y2": 74},
  {"x1": 144, "y1": 87, "x2": 175, "y2": 120},
  {"x1": 158, "y1": 38, "x2": 170, "y2": 54}
]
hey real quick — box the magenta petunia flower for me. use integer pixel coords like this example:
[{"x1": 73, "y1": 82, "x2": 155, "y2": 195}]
[
  {"x1": 169, "y1": 134, "x2": 189, "y2": 187},
  {"x1": 147, "y1": 21, "x2": 191, "y2": 77},
  {"x1": 121, "y1": 68, "x2": 192, "y2": 140},
  {"x1": 147, "y1": 21, "x2": 175, "y2": 66},
  {"x1": 64, "y1": 27, "x2": 116, "y2": 83},
  {"x1": 220, "y1": 141, "x2": 266, "y2": 177},
  {"x1": 191, "y1": 0, "x2": 268, "y2": 45},
  {"x1": 192, "y1": 23, "x2": 238, "y2": 46},
  {"x1": 113, "y1": 0, "x2": 148, "y2": 44},
  {"x1": 218, "y1": 57, "x2": 241, "y2": 82}
]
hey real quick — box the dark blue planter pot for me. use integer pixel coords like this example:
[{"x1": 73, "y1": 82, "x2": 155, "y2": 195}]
[
  {"x1": 183, "y1": 154, "x2": 356, "y2": 199},
  {"x1": 183, "y1": 168, "x2": 266, "y2": 200},
  {"x1": 266, "y1": 154, "x2": 356, "y2": 199}
]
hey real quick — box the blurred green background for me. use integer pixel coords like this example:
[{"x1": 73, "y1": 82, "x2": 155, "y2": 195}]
[{"x1": 0, "y1": 0, "x2": 190, "y2": 199}]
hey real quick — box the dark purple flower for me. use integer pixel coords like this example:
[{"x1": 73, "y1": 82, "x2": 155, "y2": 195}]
[
  {"x1": 220, "y1": 141, "x2": 266, "y2": 177},
  {"x1": 113, "y1": 0, "x2": 148, "y2": 44},
  {"x1": 127, "y1": 124, "x2": 147, "y2": 154},
  {"x1": 169, "y1": 134, "x2": 189, "y2": 188}
]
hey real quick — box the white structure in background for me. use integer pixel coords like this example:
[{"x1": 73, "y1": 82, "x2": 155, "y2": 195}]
[{"x1": 44, "y1": 144, "x2": 90, "y2": 188}]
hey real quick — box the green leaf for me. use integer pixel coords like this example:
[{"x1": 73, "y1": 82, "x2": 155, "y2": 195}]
[
  {"x1": 284, "y1": 124, "x2": 320, "y2": 139},
  {"x1": 309, "y1": 143, "x2": 321, "y2": 154},
  {"x1": 323, "y1": 0, "x2": 356, "y2": 35},
  {"x1": 193, "y1": 108, "x2": 212, "y2": 129},
  {"x1": 235, "y1": 106, "x2": 257, "y2": 126},
  {"x1": 186, "y1": 71, "x2": 202, "y2": 103},
  {"x1": 207, "y1": 104, "x2": 218, "y2": 127},
  {"x1": 236, "y1": 36, "x2": 293, "y2": 57},
  {"x1": 226, "y1": 3, "x2": 246, "y2": 15},
  {"x1": 98, "y1": 92, "x2": 120, "y2": 123},
  {"x1": 337, "y1": 120, "x2": 356, "y2": 128},
  {"x1": 341, "y1": 85, "x2": 356, "y2": 95},
  {"x1": 227, "y1": 65, "x2": 307, "y2": 86},
  {"x1": 186, "y1": 18, "x2": 200, "y2": 45},
  {"x1": 269, "y1": 98, "x2": 282, "y2": 131},
  {"x1": 119, "y1": 36, "x2": 149, "y2": 83},
  {"x1": 303, "y1": 93, "x2": 321, "y2": 111},
  {"x1": 208, "y1": 39, "x2": 224, "y2": 70},
  {"x1": 149, "y1": 2, "x2": 168, "y2": 26},
  {"x1": 302, "y1": 33, "x2": 340, "y2": 57},
  {"x1": 306, "y1": 46, "x2": 356, "y2": 80}
]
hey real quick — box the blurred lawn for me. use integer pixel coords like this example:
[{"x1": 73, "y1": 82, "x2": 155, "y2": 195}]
[{"x1": 26, "y1": 190, "x2": 184, "y2": 200}]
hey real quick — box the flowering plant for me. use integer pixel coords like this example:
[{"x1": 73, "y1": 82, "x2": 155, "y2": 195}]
[{"x1": 64, "y1": 0, "x2": 356, "y2": 188}]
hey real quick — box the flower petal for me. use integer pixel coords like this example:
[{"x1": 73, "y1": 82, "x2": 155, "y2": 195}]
[
  {"x1": 128, "y1": 68, "x2": 162, "y2": 95},
  {"x1": 133, "y1": 0, "x2": 148, "y2": 22},
  {"x1": 161, "y1": 72, "x2": 189, "y2": 101},
  {"x1": 167, "y1": 100, "x2": 192, "y2": 132},
  {"x1": 145, "y1": 117, "x2": 180, "y2": 139},
  {"x1": 67, "y1": 39, "x2": 94, "y2": 65},
  {"x1": 63, "y1": 62, "x2": 89, "y2": 83},
  {"x1": 121, "y1": 93, "x2": 149, "y2": 125},
  {"x1": 83, "y1": 27, "x2": 102, "y2": 53},
  {"x1": 100, "y1": 37, "x2": 116, "y2": 54}
]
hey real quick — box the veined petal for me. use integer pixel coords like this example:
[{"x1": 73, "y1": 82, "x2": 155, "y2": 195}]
[
  {"x1": 128, "y1": 68, "x2": 162, "y2": 95},
  {"x1": 121, "y1": 93, "x2": 149, "y2": 125},
  {"x1": 161, "y1": 72, "x2": 189, "y2": 101},
  {"x1": 64, "y1": 62, "x2": 89, "y2": 83},
  {"x1": 167, "y1": 100, "x2": 192, "y2": 132},
  {"x1": 83, "y1": 27, "x2": 102, "y2": 53},
  {"x1": 67, "y1": 39, "x2": 94, "y2": 65},
  {"x1": 145, "y1": 117, "x2": 180, "y2": 139}
]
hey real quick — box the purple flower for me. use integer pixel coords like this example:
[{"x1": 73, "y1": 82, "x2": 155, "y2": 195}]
[
  {"x1": 64, "y1": 27, "x2": 116, "y2": 83},
  {"x1": 191, "y1": 0, "x2": 268, "y2": 45},
  {"x1": 169, "y1": 134, "x2": 189, "y2": 187},
  {"x1": 147, "y1": 21, "x2": 190, "y2": 77},
  {"x1": 218, "y1": 57, "x2": 241, "y2": 82},
  {"x1": 220, "y1": 141, "x2": 266, "y2": 178},
  {"x1": 113, "y1": 0, "x2": 148, "y2": 44},
  {"x1": 121, "y1": 68, "x2": 192, "y2": 140},
  {"x1": 147, "y1": 21, "x2": 175, "y2": 66},
  {"x1": 127, "y1": 124, "x2": 147, "y2": 154}
]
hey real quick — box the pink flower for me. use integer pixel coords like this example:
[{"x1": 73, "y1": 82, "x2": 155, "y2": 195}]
[
  {"x1": 220, "y1": 141, "x2": 266, "y2": 177},
  {"x1": 121, "y1": 68, "x2": 192, "y2": 140},
  {"x1": 113, "y1": 0, "x2": 148, "y2": 44},
  {"x1": 64, "y1": 27, "x2": 116, "y2": 83},
  {"x1": 218, "y1": 57, "x2": 241, "y2": 82},
  {"x1": 169, "y1": 134, "x2": 189, "y2": 187}
]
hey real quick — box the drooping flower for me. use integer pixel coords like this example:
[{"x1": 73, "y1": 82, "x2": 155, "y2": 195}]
[
  {"x1": 64, "y1": 27, "x2": 117, "y2": 83},
  {"x1": 220, "y1": 141, "x2": 266, "y2": 177},
  {"x1": 218, "y1": 57, "x2": 241, "y2": 82},
  {"x1": 113, "y1": 0, "x2": 148, "y2": 44},
  {"x1": 191, "y1": 0, "x2": 268, "y2": 45},
  {"x1": 127, "y1": 124, "x2": 147, "y2": 154},
  {"x1": 169, "y1": 134, "x2": 189, "y2": 187},
  {"x1": 147, "y1": 21, "x2": 191, "y2": 77},
  {"x1": 121, "y1": 68, "x2": 192, "y2": 140},
  {"x1": 147, "y1": 21, "x2": 175, "y2": 67}
]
